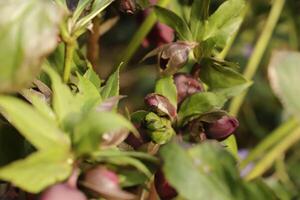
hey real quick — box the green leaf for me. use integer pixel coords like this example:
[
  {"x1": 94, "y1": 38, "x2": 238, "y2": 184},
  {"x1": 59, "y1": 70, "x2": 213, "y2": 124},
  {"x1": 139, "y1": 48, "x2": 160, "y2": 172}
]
[
  {"x1": 72, "y1": 0, "x2": 92, "y2": 24},
  {"x1": 200, "y1": 58, "x2": 251, "y2": 98},
  {"x1": 0, "y1": 0, "x2": 62, "y2": 92},
  {"x1": 268, "y1": 51, "x2": 300, "y2": 120},
  {"x1": 0, "y1": 96, "x2": 70, "y2": 150},
  {"x1": 84, "y1": 68, "x2": 101, "y2": 89},
  {"x1": 202, "y1": 0, "x2": 245, "y2": 48},
  {"x1": 154, "y1": 6, "x2": 193, "y2": 41},
  {"x1": 190, "y1": 0, "x2": 210, "y2": 40},
  {"x1": 73, "y1": 111, "x2": 137, "y2": 155},
  {"x1": 0, "y1": 149, "x2": 73, "y2": 193},
  {"x1": 74, "y1": 0, "x2": 114, "y2": 32},
  {"x1": 178, "y1": 92, "x2": 226, "y2": 124},
  {"x1": 155, "y1": 76, "x2": 177, "y2": 108},
  {"x1": 101, "y1": 65, "x2": 120, "y2": 100},
  {"x1": 76, "y1": 72, "x2": 102, "y2": 111},
  {"x1": 43, "y1": 64, "x2": 80, "y2": 126},
  {"x1": 160, "y1": 142, "x2": 234, "y2": 200}
]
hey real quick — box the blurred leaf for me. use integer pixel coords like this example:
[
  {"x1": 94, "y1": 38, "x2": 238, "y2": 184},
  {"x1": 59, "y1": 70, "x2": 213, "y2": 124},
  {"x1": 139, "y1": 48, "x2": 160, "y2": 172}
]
[
  {"x1": 200, "y1": 58, "x2": 251, "y2": 98},
  {"x1": 0, "y1": 96, "x2": 70, "y2": 150},
  {"x1": 268, "y1": 51, "x2": 300, "y2": 120},
  {"x1": 0, "y1": 0, "x2": 62, "y2": 92},
  {"x1": 0, "y1": 149, "x2": 73, "y2": 193},
  {"x1": 154, "y1": 6, "x2": 193, "y2": 41},
  {"x1": 74, "y1": 0, "x2": 114, "y2": 32},
  {"x1": 73, "y1": 111, "x2": 137, "y2": 155},
  {"x1": 119, "y1": 169, "x2": 148, "y2": 187},
  {"x1": 155, "y1": 76, "x2": 177, "y2": 108},
  {"x1": 84, "y1": 68, "x2": 101, "y2": 89},
  {"x1": 101, "y1": 65, "x2": 120, "y2": 100},
  {"x1": 178, "y1": 92, "x2": 226, "y2": 124}
]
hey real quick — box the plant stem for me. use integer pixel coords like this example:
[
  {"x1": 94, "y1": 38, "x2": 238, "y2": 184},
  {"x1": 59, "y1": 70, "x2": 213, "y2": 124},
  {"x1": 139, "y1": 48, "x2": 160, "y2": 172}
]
[
  {"x1": 63, "y1": 40, "x2": 75, "y2": 83},
  {"x1": 229, "y1": 0, "x2": 285, "y2": 116},
  {"x1": 116, "y1": 0, "x2": 171, "y2": 68},
  {"x1": 240, "y1": 117, "x2": 299, "y2": 169},
  {"x1": 245, "y1": 125, "x2": 300, "y2": 181}
]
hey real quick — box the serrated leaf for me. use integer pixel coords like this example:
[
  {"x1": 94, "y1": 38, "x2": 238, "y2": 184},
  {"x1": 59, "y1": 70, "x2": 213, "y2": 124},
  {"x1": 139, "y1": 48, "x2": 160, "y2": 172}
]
[
  {"x1": 101, "y1": 65, "x2": 120, "y2": 100},
  {"x1": 155, "y1": 76, "x2": 177, "y2": 108},
  {"x1": 178, "y1": 92, "x2": 226, "y2": 124},
  {"x1": 200, "y1": 62, "x2": 251, "y2": 98},
  {"x1": 268, "y1": 51, "x2": 300, "y2": 120},
  {"x1": 74, "y1": 0, "x2": 114, "y2": 31},
  {"x1": 154, "y1": 6, "x2": 193, "y2": 41},
  {"x1": 0, "y1": 96, "x2": 69, "y2": 150},
  {"x1": 73, "y1": 111, "x2": 137, "y2": 155},
  {"x1": 0, "y1": 0, "x2": 62, "y2": 92},
  {"x1": 0, "y1": 150, "x2": 73, "y2": 193}
]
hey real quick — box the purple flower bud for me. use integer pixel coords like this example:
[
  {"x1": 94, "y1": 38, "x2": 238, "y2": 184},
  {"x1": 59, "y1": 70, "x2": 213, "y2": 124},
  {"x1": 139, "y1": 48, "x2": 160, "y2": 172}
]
[
  {"x1": 204, "y1": 116, "x2": 239, "y2": 141},
  {"x1": 154, "y1": 169, "x2": 177, "y2": 200},
  {"x1": 40, "y1": 184, "x2": 87, "y2": 200},
  {"x1": 119, "y1": 0, "x2": 137, "y2": 14},
  {"x1": 84, "y1": 166, "x2": 135, "y2": 200},
  {"x1": 174, "y1": 73, "x2": 203, "y2": 103},
  {"x1": 144, "y1": 93, "x2": 177, "y2": 119}
]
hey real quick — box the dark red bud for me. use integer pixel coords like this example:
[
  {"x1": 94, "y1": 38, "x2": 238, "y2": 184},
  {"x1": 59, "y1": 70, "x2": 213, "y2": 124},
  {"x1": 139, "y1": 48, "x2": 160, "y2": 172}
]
[
  {"x1": 144, "y1": 93, "x2": 177, "y2": 119},
  {"x1": 154, "y1": 169, "x2": 177, "y2": 200},
  {"x1": 174, "y1": 73, "x2": 203, "y2": 103},
  {"x1": 40, "y1": 184, "x2": 87, "y2": 200},
  {"x1": 119, "y1": 0, "x2": 137, "y2": 14},
  {"x1": 205, "y1": 116, "x2": 239, "y2": 141}
]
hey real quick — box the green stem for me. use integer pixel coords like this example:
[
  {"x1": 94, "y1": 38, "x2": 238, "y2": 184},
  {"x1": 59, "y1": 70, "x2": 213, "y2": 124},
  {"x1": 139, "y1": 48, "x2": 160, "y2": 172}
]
[
  {"x1": 63, "y1": 41, "x2": 75, "y2": 83},
  {"x1": 245, "y1": 125, "x2": 300, "y2": 181},
  {"x1": 116, "y1": 0, "x2": 171, "y2": 68},
  {"x1": 240, "y1": 117, "x2": 299, "y2": 169},
  {"x1": 229, "y1": 0, "x2": 285, "y2": 116}
]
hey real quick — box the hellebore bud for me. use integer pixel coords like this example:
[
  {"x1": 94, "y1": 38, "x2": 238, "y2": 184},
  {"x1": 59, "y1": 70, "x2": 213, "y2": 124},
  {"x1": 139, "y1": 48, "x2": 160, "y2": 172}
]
[
  {"x1": 144, "y1": 93, "x2": 177, "y2": 119},
  {"x1": 173, "y1": 73, "x2": 203, "y2": 103},
  {"x1": 143, "y1": 41, "x2": 197, "y2": 75},
  {"x1": 144, "y1": 112, "x2": 175, "y2": 144},
  {"x1": 83, "y1": 166, "x2": 135, "y2": 200},
  {"x1": 154, "y1": 169, "x2": 177, "y2": 200},
  {"x1": 40, "y1": 183, "x2": 87, "y2": 200},
  {"x1": 119, "y1": 0, "x2": 137, "y2": 14},
  {"x1": 204, "y1": 115, "x2": 239, "y2": 140}
]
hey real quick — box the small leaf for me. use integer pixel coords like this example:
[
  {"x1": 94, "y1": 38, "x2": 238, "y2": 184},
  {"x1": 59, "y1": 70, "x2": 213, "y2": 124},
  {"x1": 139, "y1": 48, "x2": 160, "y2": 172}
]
[
  {"x1": 200, "y1": 58, "x2": 251, "y2": 98},
  {"x1": 101, "y1": 65, "x2": 121, "y2": 100},
  {"x1": 154, "y1": 6, "x2": 193, "y2": 41},
  {"x1": 0, "y1": 96, "x2": 70, "y2": 150},
  {"x1": 73, "y1": 111, "x2": 137, "y2": 155},
  {"x1": 268, "y1": 51, "x2": 300, "y2": 120},
  {"x1": 155, "y1": 76, "x2": 177, "y2": 108},
  {"x1": 0, "y1": 150, "x2": 73, "y2": 193},
  {"x1": 0, "y1": 0, "x2": 63, "y2": 92},
  {"x1": 84, "y1": 68, "x2": 101, "y2": 89},
  {"x1": 178, "y1": 92, "x2": 226, "y2": 124}
]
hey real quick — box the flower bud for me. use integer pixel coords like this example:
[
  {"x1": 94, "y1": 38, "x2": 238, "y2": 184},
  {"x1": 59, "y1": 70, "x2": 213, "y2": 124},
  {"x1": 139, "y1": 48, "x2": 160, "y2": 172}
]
[
  {"x1": 204, "y1": 116, "x2": 239, "y2": 140},
  {"x1": 154, "y1": 169, "x2": 177, "y2": 200},
  {"x1": 143, "y1": 41, "x2": 197, "y2": 75},
  {"x1": 40, "y1": 183, "x2": 87, "y2": 200},
  {"x1": 144, "y1": 93, "x2": 176, "y2": 119},
  {"x1": 119, "y1": 0, "x2": 137, "y2": 14},
  {"x1": 143, "y1": 112, "x2": 175, "y2": 144},
  {"x1": 173, "y1": 73, "x2": 203, "y2": 103},
  {"x1": 83, "y1": 166, "x2": 135, "y2": 200}
]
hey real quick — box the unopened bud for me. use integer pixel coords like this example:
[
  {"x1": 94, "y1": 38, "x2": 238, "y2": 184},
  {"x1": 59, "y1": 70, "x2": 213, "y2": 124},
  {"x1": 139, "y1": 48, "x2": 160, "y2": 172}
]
[
  {"x1": 119, "y1": 0, "x2": 137, "y2": 14},
  {"x1": 174, "y1": 73, "x2": 203, "y2": 103},
  {"x1": 204, "y1": 116, "x2": 239, "y2": 141},
  {"x1": 154, "y1": 169, "x2": 177, "y2": 200},
  {"x1": 40, "y1": 184, "x2": 87, "y2": 200}
]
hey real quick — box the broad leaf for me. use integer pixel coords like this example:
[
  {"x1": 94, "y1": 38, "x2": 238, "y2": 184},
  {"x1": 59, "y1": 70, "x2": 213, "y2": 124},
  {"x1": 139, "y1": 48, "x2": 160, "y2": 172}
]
[
  {"x1": 0, "y1": 0, "x2": 62, "y2": 92},
  {"x1": 178, "y1": 92, "x2": 226, "y2": 124},
  {"x1": 73, "y1": 111, "x2": 137, "y2": 155},
  {"x1": 200, "y1": 58, "x2": 251, "y2": 98},
  {"x1": 0, "y1": 96, "x2": 69, "y2": 150},
  {"x1": 101, "y1": 65, "x2": 120, "y2": 100},
  {"x1": 268, "y1": 51, "x2": 300, "y2": 120},
  {"x1": 154, "y1": 6, "x2": 193, "y2": 41},
  {"x1": 190, "y1": 0, "x2": 210, "y2": 40},
  {"x1": 155, "y1": 76, "x2": 177, "y2": 108},
  {"x1": 0, "y1": 150, "x2": 73, "y2": 193}
]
